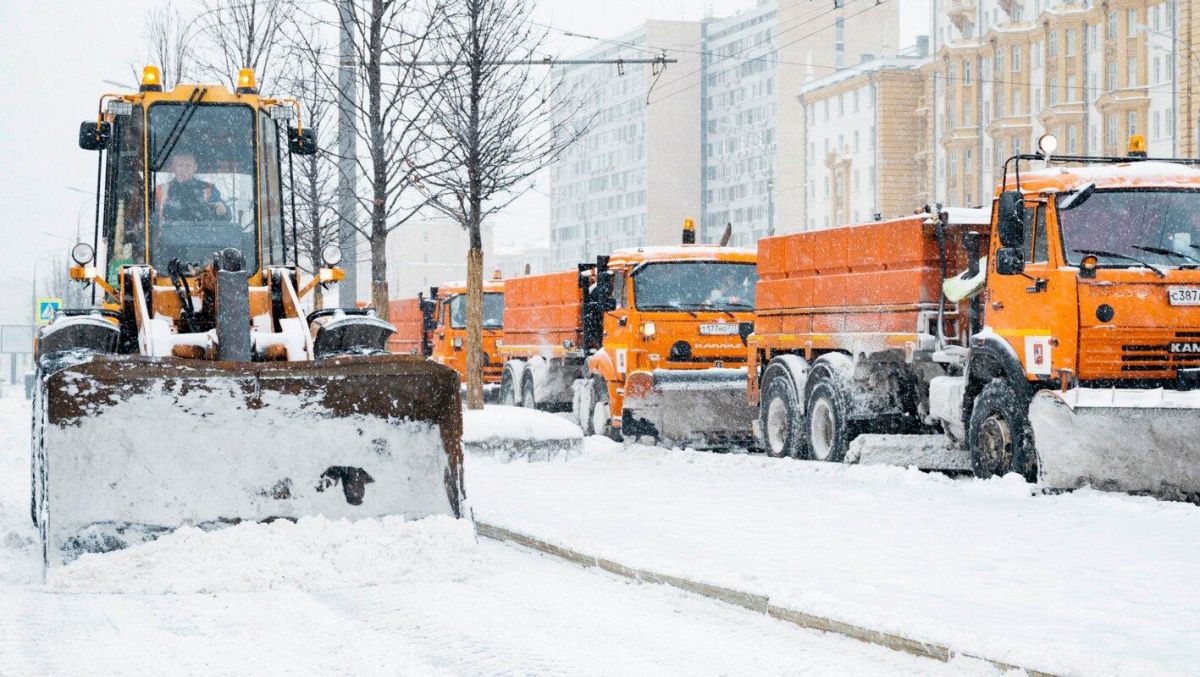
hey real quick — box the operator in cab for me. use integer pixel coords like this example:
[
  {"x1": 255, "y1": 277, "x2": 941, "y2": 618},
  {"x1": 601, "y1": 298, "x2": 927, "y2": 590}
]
[{"x1": 156, "y1": 152, "x2": 230, "y2": 223}]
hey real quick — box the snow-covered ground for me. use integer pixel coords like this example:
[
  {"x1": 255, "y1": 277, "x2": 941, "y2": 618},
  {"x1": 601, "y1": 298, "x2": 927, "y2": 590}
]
[
  {"x1": 470, "y1": 436, "x2": 1200, "y2": 676},
  {"x1": 0, "y1": 394, "x2": 978, "y2": 675}
]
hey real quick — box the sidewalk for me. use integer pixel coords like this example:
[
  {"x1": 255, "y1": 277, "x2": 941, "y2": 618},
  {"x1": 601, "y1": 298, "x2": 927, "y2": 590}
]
[{"x1": 467, "y1": 438, "x2": 1200, "y2": 676}]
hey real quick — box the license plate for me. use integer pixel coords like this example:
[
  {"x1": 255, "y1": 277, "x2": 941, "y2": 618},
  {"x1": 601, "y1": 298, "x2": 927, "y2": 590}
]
[
  {"x1": 1168, "y1": 286, "x2": 1200, "y2": 305},
  {"x1": 699, "y1": 323, "x2": 739, "y2": 336},
  {"x1": 1169, "y1": 342, "x2": 1200, "y2": 354}
]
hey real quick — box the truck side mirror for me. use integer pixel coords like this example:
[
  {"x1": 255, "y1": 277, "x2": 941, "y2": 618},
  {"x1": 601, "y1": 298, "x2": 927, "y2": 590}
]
[
  {"x1": 78, "y1": 120, "x2": 111, "y2": 151},
  {"x1": 996, "y1": 190, "x2": 1025, "y2": 248},
  {"x1": 288, "y1": 126, "x2": 318, "y2": 156},
  {"x1": 995, "y1": 247, "x2": 1026, "y2": 276}
]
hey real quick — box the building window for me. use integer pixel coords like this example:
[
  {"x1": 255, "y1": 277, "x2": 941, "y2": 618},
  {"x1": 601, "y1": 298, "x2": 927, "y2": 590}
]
[
  {"x1": 1067, "y1": 75, "x2": 1077, "y2": 102},
  {"x1": 1127, "y1": 110, "x2": 1138, "y2": 136},
  {"x1": 1127, "y1": 57, "x2": 1138, "y2": 87},
  {"x1": 1107, "y1": 11, "x2": 1117, "y2": 38},
  {"x1": 1012, "y1": 45, "x2": 1021, "y2": 71},
  {"x1": 853, "y1": 130, "x2": 860, "y2": 152},
  {"x1": 1013, "y1": 88, "x2": 1022, "y2": 115},
  {"x1": 1106, "y1": 115, "x2": 1117, "y2": 145},
  {"x1": 1047, "y1": 31, "x2": 1058, "y2": 57},
  {"x1": 1127, "y1": 9, "x2": 1137, "y2": 32},
  {"x1": 1033, "y1": 87, "x2": 1041, "y2": 112},
  {"x1": 1033, "y1": 41, "x2": 1042, "y2": 67},
  {"x1": 995, "y1": 51, "x2": 1005, "y2": 74},
  {"x1": 1066, "y1": 30, "x2": 1076, "y2": 56},
  {"x1": 1106, "y1": 61, "x2": 1117, "y2": 91},
  {"x1": 1048, "y1": 78, "x2": 1058, "y2": 106},
  {"x1": 1067, "y1": 124, "x2": 1078, "y2": 153}
]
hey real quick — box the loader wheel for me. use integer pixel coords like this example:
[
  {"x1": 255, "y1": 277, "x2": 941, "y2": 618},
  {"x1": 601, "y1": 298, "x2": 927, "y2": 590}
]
[
  {"x1": 574, "y1": 381, "x2": 595, "y2": 434},
  {"x1": 520, "y1": 373, "x2": 537, "y2": 409},
  {"x1": 967, "y1": 380, "x2": 1035, "y2": 480},
  {"x1": 804, "y1": 373, "x2": 851, "y2": 463},
  {"x1": 760, "y1": 370, "x2": 802, "y2": 458}
]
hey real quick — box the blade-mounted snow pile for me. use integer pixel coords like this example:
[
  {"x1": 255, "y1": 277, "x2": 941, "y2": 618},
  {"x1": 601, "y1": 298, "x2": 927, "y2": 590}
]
[
  {"x1": 34, "y1": 71, "x2": 466, "y2": 564},
  {"x1": 1029, "y1": 388, "x2": 1200, "y2": 498}
]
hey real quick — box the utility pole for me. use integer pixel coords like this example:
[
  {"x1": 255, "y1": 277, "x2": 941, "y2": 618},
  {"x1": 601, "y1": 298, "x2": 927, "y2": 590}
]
[{"x1": 336, "y1": 0, "x2": 358, "y2": 306}]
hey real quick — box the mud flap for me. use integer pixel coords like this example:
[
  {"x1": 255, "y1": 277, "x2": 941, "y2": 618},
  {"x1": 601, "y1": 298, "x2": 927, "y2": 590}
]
[
  {"x1": 622, "y1": 368, "x2": 756, "y2": 448},
  {"x1": 1029, "y1": 388, "x2": 1200, "y2": 497},
  {"x1": 34, "y1": 353, "x2": 464, "y2": 564}
]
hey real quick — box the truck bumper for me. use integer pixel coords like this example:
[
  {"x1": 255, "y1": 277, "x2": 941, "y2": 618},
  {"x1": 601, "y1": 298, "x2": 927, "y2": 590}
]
[
  {"x1": 621, "y1": 368, "x2": 756, "y2": 448},
  {"x1": 1029, "y1": 387, "x2": 1200, "y2": 497}
]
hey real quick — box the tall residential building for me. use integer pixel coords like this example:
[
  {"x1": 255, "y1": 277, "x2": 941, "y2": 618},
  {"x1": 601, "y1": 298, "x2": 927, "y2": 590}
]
[
  {"x1": 799, "y1": 50, "x2": 930, "y2": 230},
  {"x1": 549, "y1": 21, "x2": 704, "y2": 270},
  {"x1": 925, "y1": 0, "x2": 1186, "y2": 208},
  {"x1": 701, "y1": 1, "x2": 779, "y2": 246}
]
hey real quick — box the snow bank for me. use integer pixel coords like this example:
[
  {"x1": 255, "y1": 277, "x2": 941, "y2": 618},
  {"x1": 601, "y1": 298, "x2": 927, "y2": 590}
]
[
  {"x1": 47, "y1": 515, "x2": 490, "y2": 594},
  {"x1": 470, "y1": 440, "x2": 1200, "y2": 675},
  {"x1": 846, "y1": 434, "x2": 972, "y2": 471},
  {"x1": 462, "y1": 405, "x2": 582, "y2": 461}
]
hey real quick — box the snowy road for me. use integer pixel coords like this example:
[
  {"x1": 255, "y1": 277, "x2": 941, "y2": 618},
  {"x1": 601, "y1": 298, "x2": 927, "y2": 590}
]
[
  {"x1": 0, "y1": 395, "x2": 980, "y2": 676},
  {"x1": 471, "y1": 434, "x2": 1200, "y2": 676}
]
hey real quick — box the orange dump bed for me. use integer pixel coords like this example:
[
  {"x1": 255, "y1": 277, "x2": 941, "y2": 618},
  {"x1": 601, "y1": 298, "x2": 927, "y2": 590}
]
[
  {"x1": 387, "y1": 298, "x2": 425, "y2": 354},
  {"x1": 755, "y1": 215, "x2": 947, "y2": 337},
  {"x1": 502, "y1": 270, "x2": 583, "y2": 350}
]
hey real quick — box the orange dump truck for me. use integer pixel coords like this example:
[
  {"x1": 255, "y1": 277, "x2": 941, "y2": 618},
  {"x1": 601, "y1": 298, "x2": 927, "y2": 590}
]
[
  {"x1": 387, "y1": 277, "x2": 506, "y2": 388},
  {"x1": 749, "y1": 141, "x2": 1200, "y2": 497},
  {"x1": 500, "y1": 224, "x2": 758, "y2": 447}
]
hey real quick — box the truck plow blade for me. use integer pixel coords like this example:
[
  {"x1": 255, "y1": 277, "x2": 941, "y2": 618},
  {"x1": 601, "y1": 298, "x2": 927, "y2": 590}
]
[
  {"x1": 622, "y1": 368, "x2": 756, "y2": 448},
  {"x1": 33, "y1": 354, "x2": 464, "y2": 564},
  {"x1": 1029, "y1": 388, "x2": 1200, "y2": 498}
]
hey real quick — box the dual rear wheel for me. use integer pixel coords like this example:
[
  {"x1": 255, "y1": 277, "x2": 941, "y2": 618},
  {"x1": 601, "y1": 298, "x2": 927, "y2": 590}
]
[{"x1": 759, "y1": 362, "x2": 851, "y2": 462}]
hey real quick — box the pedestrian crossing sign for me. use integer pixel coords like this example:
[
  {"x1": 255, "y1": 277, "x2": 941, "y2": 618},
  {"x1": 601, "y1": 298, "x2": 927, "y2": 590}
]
[{"x1": 36, "y1": 297, "x2": 63, "y2": 326}]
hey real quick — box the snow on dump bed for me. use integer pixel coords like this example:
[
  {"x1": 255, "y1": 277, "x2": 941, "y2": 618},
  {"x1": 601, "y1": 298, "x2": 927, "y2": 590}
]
[
  {"x1": 47, "y1": 515, "x2": 488, "y2": 594},
  {"x1": 469, "y1": 438, "x2": 1200, "y2": 676}
]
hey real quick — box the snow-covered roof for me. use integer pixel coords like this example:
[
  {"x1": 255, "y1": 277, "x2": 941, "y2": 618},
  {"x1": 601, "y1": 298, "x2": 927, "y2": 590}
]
[
  {"x1": 608, "y1": 245, "x2": 757, "y2": 265},
  {"x1": 1009, "y1": 161, "x2": 1200, "y2": 193}
]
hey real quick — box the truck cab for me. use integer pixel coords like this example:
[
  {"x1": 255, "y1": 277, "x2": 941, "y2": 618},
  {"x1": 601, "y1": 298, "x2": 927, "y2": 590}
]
[{"x1": 427, "y1": 277, "x2": 506, "y2": 386}]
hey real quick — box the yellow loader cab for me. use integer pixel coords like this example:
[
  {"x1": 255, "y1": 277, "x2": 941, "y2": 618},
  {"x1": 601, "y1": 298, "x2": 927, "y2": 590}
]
[{"x1": 32, "y1": 67, "x2": 464, "y2": 565}]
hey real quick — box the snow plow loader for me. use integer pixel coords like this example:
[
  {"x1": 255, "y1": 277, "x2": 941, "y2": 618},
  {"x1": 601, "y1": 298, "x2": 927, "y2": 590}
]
[{"x1": 32, "y1": 67, "x2": 464, "y2": 564}]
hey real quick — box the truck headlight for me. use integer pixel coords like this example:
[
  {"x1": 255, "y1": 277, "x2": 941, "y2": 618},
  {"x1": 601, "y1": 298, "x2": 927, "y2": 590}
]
[
  {"x1": 452, "y1": 337, "x2": 463, "y2": 349},
  {"x1": 641, "y1": 322, "x2": 656, "y2": 339}
]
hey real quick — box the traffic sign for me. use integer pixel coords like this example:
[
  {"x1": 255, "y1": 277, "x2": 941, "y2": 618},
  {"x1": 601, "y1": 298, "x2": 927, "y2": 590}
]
[{"x1": 36, "y1": 297, "x2": 63, "y2": 326}]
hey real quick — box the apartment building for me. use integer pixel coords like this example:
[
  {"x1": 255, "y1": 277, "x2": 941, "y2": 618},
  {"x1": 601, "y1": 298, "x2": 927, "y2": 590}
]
[
  {"x1": 925, "y1": 0, "x2": 1186, "y2": 207},
  {"x1": 548, "y1": 21, "x2": 704, "y2": 270}
]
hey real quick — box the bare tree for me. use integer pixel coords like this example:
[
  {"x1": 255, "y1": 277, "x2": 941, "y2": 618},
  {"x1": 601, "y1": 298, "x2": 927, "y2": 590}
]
[
  {"x1": 420, "y1": 0, "x2": 588, "y2": 409},
  {"x1": 137, "y1": 1, "x2": 199, "y2": 88},
  {"x1": 278, "y1": 41, "x2": 341, "y2": 309},
  {"x1": 195, "y1": 0, "x2": 292, "y2": 90},
  {"x1": 292, "y1": 0, "x2": 448, "y2": 319}
]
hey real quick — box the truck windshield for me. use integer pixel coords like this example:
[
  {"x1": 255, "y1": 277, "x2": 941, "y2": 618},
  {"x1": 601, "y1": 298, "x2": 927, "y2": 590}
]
[
  {"x1": 148, "y1": 102, "x2": 258, "y2": 271},
  {"x1": 633, "y1": 262, "x2": 758, "y2": 312},
  {"x1": 1059, "y1": 189, "x2": 1200, "y2": 267},
  {"x1": 448, "y1": 293, "x2": 505, "y2": 329}
]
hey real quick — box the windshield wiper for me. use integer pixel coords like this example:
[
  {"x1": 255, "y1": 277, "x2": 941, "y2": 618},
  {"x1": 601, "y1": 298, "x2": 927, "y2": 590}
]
[
  {"x1": 151, "y1": 87, "x2": 207, "y2": 171},
  {"x1": 1132, "y1": 245, "x2": 1200, "y2": 266},
  {"x1": 639, "y1": 304, "x2": 698, "y2": 317},
  {"x1": 1073, "y1": 249, "x2": 1167, "y2": 277}
]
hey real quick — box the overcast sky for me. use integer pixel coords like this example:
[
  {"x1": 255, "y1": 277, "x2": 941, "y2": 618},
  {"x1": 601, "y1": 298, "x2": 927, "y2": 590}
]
[{"x1": 0, "y1": 0, "x2": 925, "y2": 324}]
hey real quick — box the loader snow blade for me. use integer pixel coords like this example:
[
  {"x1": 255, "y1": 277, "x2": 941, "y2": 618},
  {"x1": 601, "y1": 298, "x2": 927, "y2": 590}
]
[
  {"x1": 1029, "y1": 388, "x2": 1200, "y2": 498},
  {"x1": 622, "y1": 368, "x2": 756, "y2": 448},
  {"x1": 33, "y1": 354, "x2": 464, "y2": 564}
]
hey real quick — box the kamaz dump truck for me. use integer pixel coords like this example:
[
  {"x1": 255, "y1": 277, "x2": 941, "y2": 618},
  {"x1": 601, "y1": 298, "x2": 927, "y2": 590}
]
[
  {"x1": 388, "y1": 275, "x2": 506, "y2": 391},
  {"x1": 748, "y1": 136, "x2": 1200, "y2": 498},
  {"x1": 32, "y1": 66, "x2": 464, "y2": 563},
  {"x1": 499, "y1": 221, "x2": 758, "y2": 447}
]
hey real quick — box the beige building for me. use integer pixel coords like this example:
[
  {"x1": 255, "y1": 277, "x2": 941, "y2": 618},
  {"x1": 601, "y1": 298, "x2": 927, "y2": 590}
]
[
  {"x1": 358, "y1": 217, "x2": 494, "y2": 299},
  {"x1": 798, "y1": 54, "x2": 930, "y2": 230},
  {"x1": 924, "y1": 0, "x2": 1189, "y2": 207},
  {"x1": 493, "y1": 242, "x2": 551, "y2": 279}
]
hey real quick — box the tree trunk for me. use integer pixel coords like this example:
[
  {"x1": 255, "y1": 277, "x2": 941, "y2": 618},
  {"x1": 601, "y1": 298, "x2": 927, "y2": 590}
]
[
  {"x1": 465, "y1": 223, "x2": 484, "y2": 410},
  {"x1": 370, "y1": 230, "x2": 389, "y2": 320}
]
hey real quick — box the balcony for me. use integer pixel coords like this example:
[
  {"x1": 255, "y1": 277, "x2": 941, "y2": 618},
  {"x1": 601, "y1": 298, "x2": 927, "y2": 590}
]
[{"x1": 948, "y1": 0, "x2": 976, "y2": 35}]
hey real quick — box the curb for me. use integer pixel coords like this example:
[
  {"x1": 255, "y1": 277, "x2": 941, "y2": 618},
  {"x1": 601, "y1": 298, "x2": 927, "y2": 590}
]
[{"x1": 475, "y1": 521, "x2": 1058, "y2": 677}]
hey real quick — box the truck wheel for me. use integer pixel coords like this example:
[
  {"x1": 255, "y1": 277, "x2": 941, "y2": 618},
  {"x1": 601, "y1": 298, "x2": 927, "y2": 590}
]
[
  {"x1": 499, "y1": 364, "x2": 518, "y2": 406},
  {"x1": 967, "y1": 380, "x2": 1034, "y2": 479},
  {"x1": 760, "y1": 370, "x2": 802, "y2": 458},
  {"x1": 591, "y1": 378, "x2": 619, "y2": 441},
  {"x1": 574, "y1": 382, "x2": 595, "y2": 435},
  {"x1": 804, "y1": 373, "x2": 851, "y2": 463},
  {"x1": 520, "y1": 373, "x2": 537, "y2": 409}
]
